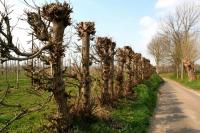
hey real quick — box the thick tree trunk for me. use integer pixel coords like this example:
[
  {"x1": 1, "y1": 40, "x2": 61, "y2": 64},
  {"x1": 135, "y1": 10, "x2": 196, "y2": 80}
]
[
  {"x1": 176, "y1": 64, "x2": 179, "y2": 79},
  {"x1": 109, "y1": 49, "x2": 115, "y2": 99},
  {"x1": 156, "y1": 61, "x2": 160, "y2": 74},
  {"x1": 109, "y1": 62, "x2": 114, "y2": 99},
  {"x1": 81, "y1": 34, "x2": 91, "y2": 112},
  {"x1": 137, "y1": 60, "x2": 142, "y2": 84},
  {"x1": 101, "y1": 59, "x2": 111, "y2": 104},
  {"x1": 185, "y1": 63, "x2": 195, "y2": 81},
  {"x1": 141, "y1": 58, "x2": 144, "y2": 81},
  {"x1": 156, "y1": 65, "x2": 159, "y2": 74},
  {"x1": 126, "y1": 58, "x2": 132, "y2": 95},
  {"x1": 181, "y1": 61, "x2": 184, "y2": 79},
  {"x1": 134, "y1": 61, "x2": 139, "y2": 85},
  {"x1": 116, "y1": 62, "x2": 124, "y2": 97},
  {"x1": 52, "y1": 61, "x2": 70, "y2": 126},
  {"x1": 51, "y1": 21, "x2": 70, "y2": 129},
  {"x1": 132, "y1": 61, "x2": 137, "y2": 87},
  {"x1": 188, "y1": 69, "x2": 195, "y2": 81}
]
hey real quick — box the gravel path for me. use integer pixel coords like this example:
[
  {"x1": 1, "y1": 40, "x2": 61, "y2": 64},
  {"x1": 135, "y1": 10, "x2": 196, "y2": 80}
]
[{"x1": 149, "y1": 79, "x2": 200, "y2": 133}]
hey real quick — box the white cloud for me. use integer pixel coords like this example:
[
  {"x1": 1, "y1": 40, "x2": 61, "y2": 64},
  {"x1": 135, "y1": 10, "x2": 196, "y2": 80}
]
[
  {"x1": 155, "y1": 0, "x2": 200, "y2": 9},
  {"x1": 139, "y1": 16, "x2": 158, "y2": 45},
  {"x1": 155, "y1": 0, "x2": 178, "y2": 9},
  {"x1": 137, "y1": 16, "x2": 159, "y2": 65}
]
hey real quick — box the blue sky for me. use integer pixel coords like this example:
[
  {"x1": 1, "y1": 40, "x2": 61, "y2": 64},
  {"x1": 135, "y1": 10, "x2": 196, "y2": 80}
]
[
  {"x1": 3, "y1": 0, "x2": 197, "y2": 64},
  {"x1": 71, "y1": 0, "x2": 154, "y2": 47},
  {"x1": 70, "y1": 0, "x2": 197, "y2": 62}
]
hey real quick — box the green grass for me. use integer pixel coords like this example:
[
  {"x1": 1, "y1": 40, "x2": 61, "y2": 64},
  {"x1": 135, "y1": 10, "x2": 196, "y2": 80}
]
[
  {"x1": 0, "y1": 72, "x2": 163, "y2": 132},
  {"x1": 71, "y1": 74, "x2": 163, "y2": 133},
  {"x1": 160, "y1": 73, "x2": 200, "y2": 90},
  {"x1": 0, "y1": 72, "x2": 56, "y2": 132}
]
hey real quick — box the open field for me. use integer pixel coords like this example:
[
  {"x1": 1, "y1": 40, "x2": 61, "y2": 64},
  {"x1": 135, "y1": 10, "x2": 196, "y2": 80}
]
[{"x1": 0, "y1": 72, "x2": 56, "y2": 132}]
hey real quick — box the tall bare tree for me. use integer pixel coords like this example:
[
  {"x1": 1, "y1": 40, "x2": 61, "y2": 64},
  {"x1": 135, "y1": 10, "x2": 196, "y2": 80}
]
[
  {"x1": 131, "y1": 53, "x2": 141, "y2": 87},
  {"x1": 148, "y1": 34, "x2": 166, "y2": 73},
  {"x1": 96, "y1": 37, "x2": 113, "y2": 104},
  {"x1": 124, "y1": 46, "x2": 134, "y2": 95},
  {"x1": 109, "y1": 41, "x2": 116, "y2": 99},
  {"x1": 160, "y1": 2, "x2": 200, "y2": 79},
  {"x1": 0, "y1": 2, "x2": 73, "y2": 131},
  {"x1": 115, "y1": 48, "x2": 126, "y2": 97},
  {"x1": 76, "y1": 21, "x2": 95, "y2": 114}
]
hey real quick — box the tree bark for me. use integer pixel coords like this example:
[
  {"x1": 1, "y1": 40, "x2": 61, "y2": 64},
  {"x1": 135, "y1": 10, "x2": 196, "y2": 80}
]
[
  {"x1": 101, "y1": 58, "x2": 111, "y2": 104},
  {"x1": 181, "y1": 60, "x2": 184, "y2": 79},
  {"x1": 176, "y1": 64, "x2": 179, "y2": 79},
  {"x1": 188, "y1": 69, "x2": 195, "y2": 81},
  {"x1": 156, "y1": 60, "x2": 160, "y2": 74},
  {"x1": 116, "y1": 62, "x2": 125, "y2": 98},
  {"x1": 51, "y1": 21, "x2": 70, "y2": 129},
  {"x1": 135, "y1": 60, "x2": 139, "y2": 85},
  {"x1": 132, "y1": 61, "x2": 137, "y2": 87},
  {"x1": 109, "y1": 44, "x2": 115, "y2": 99},
  {"x1": 126, "y1": 57, "x2": 132, "y2": 94},
  {"x1": 81, "y1": 33, "x2": 91, "y2": 112},
  {"x1": 109, "y1": 61, "x2": 114, "y2": 99},
  {"x1": 184, "y1": 61, "x2": 195, "y2": 81}
]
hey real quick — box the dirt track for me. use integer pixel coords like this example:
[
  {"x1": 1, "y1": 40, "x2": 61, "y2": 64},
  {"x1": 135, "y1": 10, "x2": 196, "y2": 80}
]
[{"x1": 149, "y1": 79, "x2": 200, "y2": 133}]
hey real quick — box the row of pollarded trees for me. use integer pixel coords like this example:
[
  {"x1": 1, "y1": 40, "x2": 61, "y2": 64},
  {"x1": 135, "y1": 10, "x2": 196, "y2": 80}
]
[
  {"x1": 115, "y1": 46, "x2": 154, "y2": 98},
  {"x1": 69, "y1": 26, "x2": 155, "y2": 113},
  {"x1": 148, "y1": 2, "x2": 200, "y2": 81},
  {"x1": 0, "y1": 1, "x2": 155, "y2": 132},
  {"x1": 94, "y1": 40, "x2": 154, "y2": 104}
]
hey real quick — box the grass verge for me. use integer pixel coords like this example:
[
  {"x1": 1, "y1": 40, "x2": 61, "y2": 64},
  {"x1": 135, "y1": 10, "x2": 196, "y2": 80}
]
[
  {"x1": 72, "y1": 74, "x2": 163, "y2": 133},
  {"x1": 160, "y1": 73, "x2": 200, "y2": 91}
]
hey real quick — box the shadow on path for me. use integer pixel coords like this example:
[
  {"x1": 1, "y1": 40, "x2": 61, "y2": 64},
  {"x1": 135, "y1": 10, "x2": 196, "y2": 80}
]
[
  {"x1": 155, "y1": 84, "x2": 186, "y2": 124},
  {"x1": 150, "y1": 82, "x2": 200, "y2": 133},
  {"x1": 166, "y1": 128, "x2": 200, "y2": 133}
]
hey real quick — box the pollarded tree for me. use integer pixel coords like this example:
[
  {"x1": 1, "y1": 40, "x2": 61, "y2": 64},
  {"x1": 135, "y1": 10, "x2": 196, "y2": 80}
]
[
  {"x1": 76, "y1": 22, "x2": 95, "y2": 114},
  {"x1": 109, "y1": 41, "x2": 116, "y2": 99},
  {"x1": 115, "y1": 48, "x2": 126, "y2": 97},
  {"x1": 140, "y1": 57, "x2": 145, "y2": 81},
  {"x1": 131, "y1": 53, "x2": 141, "y2": 87},
  {"x1": 136, "y1": 54, "x2": 142, "y2": 84},
  {"x1": 145, "y1": 59, "x2": 152, "y2": 79},
  {"x1": 183, "y1": 59, "x2": 195, "y2": 81},
  {"x1": 96, "y1": 37, "x2": 113, "y2": 104},
  {"x1": 182, "y1": 35, "x2": 200, "y2": 81},
  {"x1": 0, "y1": 2, "x2": 73, "y2": 131},
  {"x1": 143, "y1": 58, "x2": 150, "y2": 80},
  {"x1": 160, "y1": 3, "x2": 200, "y2": 79},
  {"x1": 124, "y1": 46, "x2": 134, "y2": 95}
]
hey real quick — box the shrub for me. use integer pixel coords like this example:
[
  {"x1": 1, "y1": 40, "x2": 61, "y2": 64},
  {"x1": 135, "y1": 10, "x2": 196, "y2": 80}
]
[
  {"x1": 135, "y1": 84, "x2": 150, "y2": 104},
  {"x1": 134, "y1": 74, "x2": 163, "y2": 112},
  {"x1": 143, "y1": 74, "x2": 163, "y2": 91}
]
